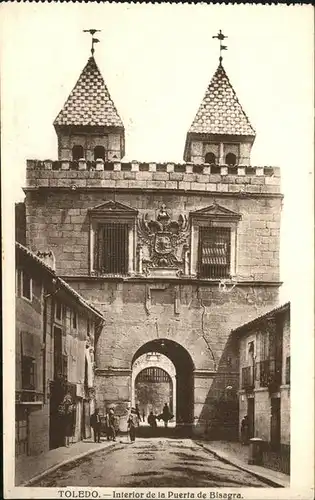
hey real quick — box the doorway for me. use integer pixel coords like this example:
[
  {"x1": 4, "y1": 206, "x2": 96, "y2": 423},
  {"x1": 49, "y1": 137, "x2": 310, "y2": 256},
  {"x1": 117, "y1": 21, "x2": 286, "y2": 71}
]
[
  {"x1": 247, "y1": 397, "x2": 255, "y2": 439},
  {"x1": 132, "y1": 339, "x2": 194, "y2": 428},
  {"x1": 270, "y1": 397, "x2": 281, "y2": 450}
]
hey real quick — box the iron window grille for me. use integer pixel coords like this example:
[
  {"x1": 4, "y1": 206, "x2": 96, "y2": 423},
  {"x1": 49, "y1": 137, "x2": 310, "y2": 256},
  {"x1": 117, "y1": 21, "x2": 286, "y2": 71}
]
[
  {"x1": 258, "y1": 359, "x2": 282, "y2": 388},
  {"x1": 198, "y1": 227, "x2": 231, "y2": 279},
  {"x1": 136, "y1": 367, "x2": 171, "y2": 383},
  {"x1": 94, "y1": 223, "x2": 129, "y2": 275}
]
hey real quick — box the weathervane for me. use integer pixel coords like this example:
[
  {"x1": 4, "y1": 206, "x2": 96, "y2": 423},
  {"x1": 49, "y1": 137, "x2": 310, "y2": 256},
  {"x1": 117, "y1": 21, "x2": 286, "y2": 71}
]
[
  {"x1": 83, "y1": 29, "x2": 101, "y2": 56},
  {"x1": 212, "y1": 29, "x2": 228, "y2": 63}
]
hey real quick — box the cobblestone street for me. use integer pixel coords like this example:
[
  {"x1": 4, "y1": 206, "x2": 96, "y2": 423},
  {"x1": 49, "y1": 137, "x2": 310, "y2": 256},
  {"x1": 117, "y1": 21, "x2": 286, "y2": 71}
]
[{"x1": 34, "y1": 438, "x2": 271, "y2": 488}]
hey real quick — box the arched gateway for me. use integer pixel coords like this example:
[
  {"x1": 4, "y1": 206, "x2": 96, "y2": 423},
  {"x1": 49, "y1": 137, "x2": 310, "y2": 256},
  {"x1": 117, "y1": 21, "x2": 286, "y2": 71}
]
[{"x1": 132, "y1": 339, "x2": 194, "y2": 427}]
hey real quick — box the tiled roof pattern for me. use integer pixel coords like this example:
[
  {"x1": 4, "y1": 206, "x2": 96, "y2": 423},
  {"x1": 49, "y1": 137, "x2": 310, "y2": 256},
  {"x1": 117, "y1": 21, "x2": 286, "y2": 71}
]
[
  {"x1": 189, "y1": 63, "x2": 255, "y2": 136},
  {"x1": 54, "y1": 57, "x2": 124, "y2": 128}
]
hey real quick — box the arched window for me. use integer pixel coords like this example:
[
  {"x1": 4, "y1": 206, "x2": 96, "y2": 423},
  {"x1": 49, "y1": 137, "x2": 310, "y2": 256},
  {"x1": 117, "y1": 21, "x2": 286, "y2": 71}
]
[
  {"x1": 72, "y1": 145, "x2": 84, "y2": 161},
  {"x1": 205, "y1": 152, "x2": 216, "y2": 164},
  {"x1": 225, "y1": 153, "x2": 237, "y2": 166},
  {"x1": 94, "y1": 146, "x2": 105, "y2": 161}
]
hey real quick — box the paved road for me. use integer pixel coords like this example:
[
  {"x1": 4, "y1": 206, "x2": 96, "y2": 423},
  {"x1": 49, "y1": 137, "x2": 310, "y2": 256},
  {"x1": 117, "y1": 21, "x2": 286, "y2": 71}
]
[{"x1": 35, "y1": 438, "x2": 270, "y2": 488}]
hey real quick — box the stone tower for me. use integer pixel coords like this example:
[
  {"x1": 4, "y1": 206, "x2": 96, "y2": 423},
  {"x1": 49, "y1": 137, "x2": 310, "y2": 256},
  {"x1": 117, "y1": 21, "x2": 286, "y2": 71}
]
[
  {"x1": 184, "y1": 61, "x2": 256, "y2": 166},
  {"x1": 54, "y1": 56, "x2": 125, "y2": 163},
  {"x1": 24, "y1": 49, "x2": 282, "y2": 437}
]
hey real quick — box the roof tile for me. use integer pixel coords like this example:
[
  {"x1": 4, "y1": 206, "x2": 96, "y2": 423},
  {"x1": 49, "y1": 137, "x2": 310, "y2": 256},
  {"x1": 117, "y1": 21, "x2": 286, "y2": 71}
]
[
  {"x1": 189, "y1": 63, "x2": 255, "y2": 137},
  {"x1": 54, "y1": 57, "x2": 124, "y2": 128}
]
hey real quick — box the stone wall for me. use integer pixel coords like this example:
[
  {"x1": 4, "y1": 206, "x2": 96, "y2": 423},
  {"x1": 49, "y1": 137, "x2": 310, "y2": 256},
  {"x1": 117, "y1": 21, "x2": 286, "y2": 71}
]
[
  {"x1": 67, "y1": 278, "x2": 278, "y2": 430},
  {"x1": 25, "y1": 189, "x2": 281, "y2": 282},
  {"x1": 26, "y1": 160, "x2": 281, "y2": 195}
]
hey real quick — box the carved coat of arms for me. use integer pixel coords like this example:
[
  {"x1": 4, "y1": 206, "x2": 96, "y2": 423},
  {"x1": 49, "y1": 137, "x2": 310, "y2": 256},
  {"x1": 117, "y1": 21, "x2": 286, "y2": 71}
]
[{"x1": 137, "y1": 204, "x2": 189, "y2": 274}]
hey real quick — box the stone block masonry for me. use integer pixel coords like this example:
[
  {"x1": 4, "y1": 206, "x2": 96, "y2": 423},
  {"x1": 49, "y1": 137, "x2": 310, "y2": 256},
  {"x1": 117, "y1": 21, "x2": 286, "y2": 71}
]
[
  {"x1": 26, "y1": 160, "x2": 281, "y2": 195},
  {"x1": 25, "y1": 188, "x2": 281, "y2": 282}
]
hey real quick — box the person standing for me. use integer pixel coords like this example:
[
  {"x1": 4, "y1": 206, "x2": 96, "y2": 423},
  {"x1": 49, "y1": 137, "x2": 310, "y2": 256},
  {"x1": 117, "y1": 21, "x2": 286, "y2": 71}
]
[
  {"x1": 108, "y1": 407, "x2": 116, "y2": 441},
  {"x1": 59, "y1": 392, "x2": 74, "y2": 447},
  {"x1": 127, "y1": 407, "x2": 139, "y2": 443},
  {"x1": 90, "y1": 408, "x2": 101, "y2": 443},
  {"x1": 241, "y1": 415, "x2": 249, "y2": 445},
  {"x1": 142, "y1": 409, "x2": 145, "y2": 423},
  {"x1": 162, "y1": 403, "x2": 172, "y2": 428},
  {"x1": 148, "y1": 411, "x2": 157, "y2": 434},
  {"x1": 135, "y1": 404, "x2": 141, "y2": 421}
]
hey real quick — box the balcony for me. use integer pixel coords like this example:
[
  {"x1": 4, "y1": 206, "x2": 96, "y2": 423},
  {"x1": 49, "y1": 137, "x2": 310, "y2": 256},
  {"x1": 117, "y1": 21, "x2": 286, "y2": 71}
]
[
  {"x1": 241, "y1": 365, "x2": 255, "y2": 391},
  {"x1": 16, "y1": 389, "x2": 44, "y2": 405},
  {"x1": 258, "y1": 359, "x2": 282, "y2": 392}
]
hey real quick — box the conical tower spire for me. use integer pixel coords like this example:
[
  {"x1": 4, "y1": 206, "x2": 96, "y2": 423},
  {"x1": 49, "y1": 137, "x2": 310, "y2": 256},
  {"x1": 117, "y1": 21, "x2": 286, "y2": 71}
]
[
  {"x1": 54, "y1": 54, "x2": 125, "y2": 161},
  {"x1": 184, "y1": 34, "x2": 256, "y2": 165}
]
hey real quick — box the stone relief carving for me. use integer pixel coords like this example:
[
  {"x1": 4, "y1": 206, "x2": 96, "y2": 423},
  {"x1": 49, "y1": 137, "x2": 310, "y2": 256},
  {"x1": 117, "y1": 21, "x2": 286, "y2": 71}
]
[{"x1": 137, "y1": 204, "x2": 189, "y2": 276}]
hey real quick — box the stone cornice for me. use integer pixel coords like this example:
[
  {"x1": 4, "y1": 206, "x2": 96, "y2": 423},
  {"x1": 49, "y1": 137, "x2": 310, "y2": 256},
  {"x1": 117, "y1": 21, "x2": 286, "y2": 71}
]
[
  {"x1": 95, "y1": 368, "x2": 131, "y2": 376},
  {"x1": 23, "y1": 186, "x2": 284, "y2": 199},
  {"x1": 60, "y1": 275, "x2": 283, "y2": 287}
]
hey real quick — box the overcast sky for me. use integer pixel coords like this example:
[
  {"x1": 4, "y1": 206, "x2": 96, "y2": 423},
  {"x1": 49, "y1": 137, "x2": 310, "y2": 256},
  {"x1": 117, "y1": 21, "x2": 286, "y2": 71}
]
[{"x1": 1, "y1": 3, "x2": 313, "y2": 306}]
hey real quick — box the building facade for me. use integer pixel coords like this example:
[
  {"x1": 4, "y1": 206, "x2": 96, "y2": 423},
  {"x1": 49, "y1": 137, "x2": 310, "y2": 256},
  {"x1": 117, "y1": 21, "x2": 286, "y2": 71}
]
[
  {"x1": 23, "y1": 52, "x2": 283, "y2": 436},
  {"x1": 234, "y1": 302, "x2": 290, "y2": 473},
  {"x1": 15, "y1": 242, "x2": 104, "y2": 458}
]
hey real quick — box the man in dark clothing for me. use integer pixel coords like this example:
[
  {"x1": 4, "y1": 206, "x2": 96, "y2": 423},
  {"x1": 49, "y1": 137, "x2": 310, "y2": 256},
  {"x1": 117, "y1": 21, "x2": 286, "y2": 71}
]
[
  {"x1": 108, "y1": 407, "x2": 116, "y2": 441},
  {"x1": 90, "y1": 408, "x2": 101, "y2": 443},
  {"x1": 161, "y1": 403, "x2": 173, "y2": 428},
  {"x1": 135, "y1": 404, "x2": 141, "y2": 421},
  {"x1": 148, "y1": 411, "x2": 157, "y2": 433},
  {"x1": 241, "y1": 415, "x2": 249, "y2": 445}
]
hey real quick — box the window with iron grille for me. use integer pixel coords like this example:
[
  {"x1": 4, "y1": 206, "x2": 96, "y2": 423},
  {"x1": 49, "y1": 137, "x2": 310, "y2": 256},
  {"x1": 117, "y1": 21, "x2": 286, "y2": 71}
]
[
  {"x1": 136, "y1": 367, "x2": 171, "y2": 383},
  {"x1": 198, "y1": 227, "x2": 231, "y2": 279},
  {"x1": 22, "y1": 356, "x2": 35, "y2": 390},
  {"x1": 94, "y1": 223, "x2": 129, "y2": 275}
]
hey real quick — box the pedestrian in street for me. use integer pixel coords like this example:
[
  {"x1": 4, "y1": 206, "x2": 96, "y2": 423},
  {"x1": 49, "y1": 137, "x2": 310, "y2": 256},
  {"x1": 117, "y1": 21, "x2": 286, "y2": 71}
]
[
  {"x1": 105, "y1": 409, "x2": 111, "y2": 441},
  {"x1": 127, "y1": 407, "x2": 139, "y2": 443},
  {"x1": 90, "y1": 408, "x2": 101, "y2": 443},
  {"x1": 142, "y1": 409, "x2": 145, "y2": 423},
  {"x1": 241, "y1": 415, "x2": 249, "y2": 445},
  {"x1": 135, "y1": 404, "x2": 141, "y2": 421},
  {"x1": 59, "y1": 392, "x2": 74, "y2": 447},
  {"x1": 108, "y1": 407, "x2": 116, "y2": 441},
  {"x1": 147, "y1": 411, "x2": 157, "y2": 434},
  {"x1": 161, "y1": 403, "x2": 173, "y2": 428}
]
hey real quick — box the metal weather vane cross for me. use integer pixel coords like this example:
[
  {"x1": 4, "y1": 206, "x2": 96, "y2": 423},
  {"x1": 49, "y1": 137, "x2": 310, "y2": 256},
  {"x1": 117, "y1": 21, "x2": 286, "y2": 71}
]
[
  {"x1": 212, "y1": 29, "x2": 228, "y2": 63},
  {"x1": 83, "y1": 29, "x2": 101, "y2": 56}
]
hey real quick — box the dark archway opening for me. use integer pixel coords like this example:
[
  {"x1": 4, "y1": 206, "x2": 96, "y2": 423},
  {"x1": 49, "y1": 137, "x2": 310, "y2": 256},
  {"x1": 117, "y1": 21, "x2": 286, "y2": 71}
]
[
  {"x1": 132, "y1": 339, "x2": 194, "y2": 431},
  {"x1": 135, "y1": 367, "x2": 173, "y2": 418},
  {"x1": 72, "y1": 145, "x2": 84, "y2": 161},
  {"x1": 94, "y1": 145, "x2": 106, "y2": 161},
  {"x1": 205, "y1": 152, "x2": 216, "y2": 165}
]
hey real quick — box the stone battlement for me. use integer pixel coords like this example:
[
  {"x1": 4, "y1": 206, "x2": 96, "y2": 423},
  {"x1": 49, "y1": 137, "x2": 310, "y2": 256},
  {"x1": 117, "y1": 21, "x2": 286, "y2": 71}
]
[{"x1": 26, "y1": 159, "x2": 281, "y2": 194}]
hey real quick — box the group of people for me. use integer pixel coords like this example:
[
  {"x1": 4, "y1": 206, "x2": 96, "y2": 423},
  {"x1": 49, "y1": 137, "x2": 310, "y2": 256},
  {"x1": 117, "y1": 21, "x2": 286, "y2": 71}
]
[
  {"x1": 90, "y1": 407, "x2": 116, "y2": 443},
  {"x1": 148, "y1": 403, "x2": 174, "y2": 429},
  {"x1": 90, "y1": 402, "x2": 174, "y2": 444}
]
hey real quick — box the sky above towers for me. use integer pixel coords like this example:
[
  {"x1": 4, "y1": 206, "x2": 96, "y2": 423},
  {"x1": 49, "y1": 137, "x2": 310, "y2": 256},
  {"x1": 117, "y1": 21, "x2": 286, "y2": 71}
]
[{"x1": 1, "y1": 3, "x2": 313, "y2": 307}]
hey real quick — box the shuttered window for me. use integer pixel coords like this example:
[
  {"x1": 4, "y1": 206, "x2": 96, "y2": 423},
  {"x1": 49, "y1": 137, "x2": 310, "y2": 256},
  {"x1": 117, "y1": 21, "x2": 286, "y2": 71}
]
[
  {"x1": 95, "y1": 223, "x2": 129, "y2": 275},
  {"x1": 199, "y1": 227, "x2": 231, "y2": 279}
]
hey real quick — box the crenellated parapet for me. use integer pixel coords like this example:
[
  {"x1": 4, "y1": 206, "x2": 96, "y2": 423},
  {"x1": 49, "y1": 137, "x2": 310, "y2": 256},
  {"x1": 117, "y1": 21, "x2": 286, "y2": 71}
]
[{"x1": 25, "y1": 159, "x2": 281, "y2": 194}]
